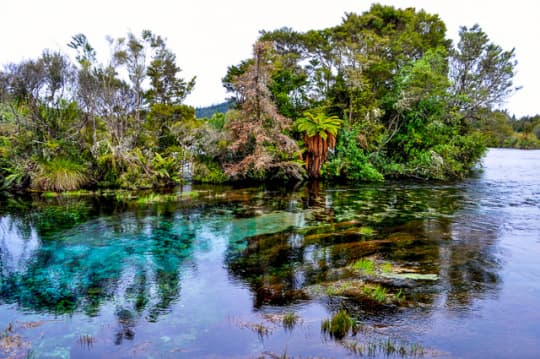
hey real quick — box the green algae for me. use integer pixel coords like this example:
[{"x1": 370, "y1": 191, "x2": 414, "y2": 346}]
[{"x1": 381, "y1": 272, "x2": 439, "y2": 281}]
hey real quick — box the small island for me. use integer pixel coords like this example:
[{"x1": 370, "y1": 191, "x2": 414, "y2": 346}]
[
  {"x1": 1, "y1": 4, "x2": 540, "y2": 359},
  {"x1": 1, "y1": 4, "x2": 537, "y2": 194}
]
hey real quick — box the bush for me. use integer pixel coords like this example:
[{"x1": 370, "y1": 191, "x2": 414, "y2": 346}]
[
  {"x1": 32, "y1": 158, "x2": 90, "y2": 192},
  {"x1": 192, "y1": 161, "x2": 229, "y2": 183},
  {"x1": 323, "y1": 127, "x2": 384, "y2": 182}
]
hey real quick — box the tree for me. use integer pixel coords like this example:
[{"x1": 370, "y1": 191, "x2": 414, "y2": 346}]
[
  {"x1": 4, "y1": 50, "x2": 79, "y2": 157},
  {"x1": 112, "y1": 32, "x2": 148, "y2": 128},
  {"x1": 68, "y1": 33, "x2": 100, "y2": 155},
  {"x1": 145, "y1": 33, "x2": 195, "y2": 106},
  {"x1": 450, "y1": 24, "x2": 518, "y2": 120},
  {"x1": 296, "y1": 110, "x2": 342, "y2": 177},
  {"x1": 225, "y1": 41, "x2": 304, "y2": 181}
]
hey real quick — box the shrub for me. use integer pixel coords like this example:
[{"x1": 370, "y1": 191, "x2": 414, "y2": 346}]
[
  {"x1": 192, "y1": 161, "x2": 229, "y2": 183},
  {"x1": 32, "y1": 158, "x2": 90, "y2": 192}
]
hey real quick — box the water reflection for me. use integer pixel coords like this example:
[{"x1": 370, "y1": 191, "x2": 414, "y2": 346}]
[
  {"x1": 226, "y1": 181, "x2": 503, "y2": 318},
  {"x1": 0, "y1": 163, "x2": 517, "y2": 357},
  {"x1": 0, "y1": 204, "x2": 199, "y2": 322}
]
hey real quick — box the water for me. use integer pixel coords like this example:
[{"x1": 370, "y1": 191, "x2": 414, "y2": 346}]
[{"x1": 0, "y1": 148, "x2": 539, "y2": 358}]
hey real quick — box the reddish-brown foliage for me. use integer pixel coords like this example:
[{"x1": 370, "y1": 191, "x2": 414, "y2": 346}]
[{"x1": 225, "y1": 41, "x2": 303, "y2": 180}]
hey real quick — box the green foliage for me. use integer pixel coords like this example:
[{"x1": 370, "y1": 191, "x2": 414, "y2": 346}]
[
  {"x1": 206, "y1": 112, "x2": 226, "y2": 130},
  {"x1": 151, "y1": 152, "x2": 183, "y2": 185},
  {"x1": 450, "y1": 24, "x2": 518, "y2": 117},
  {"x1": 1, "y1": 160, "x2": 31, "y2": 190},
  {"x1": 503, "y1": 132, "x2": 540, "y2": 149},
  {"x1": 360, "y1": 284, "x2": 389, "y2": 304},
  {"x1": 352, "y1": 258, "x2": 375, "y2": 274},
  {"x1": 192, "y1": 161, "x2": 229, "y2": 184},
  {"x1": 321, "y1": 309, "x2": 358, "y2": 340},
  {"x1": 296, "y1": 110, "x2": 342, "y2": 140},
  {"x1": 323, "y1": 127, "x2": 384, "y2": 182},
  {"x1": 282, "y1": 312, "x2": 299, "y2": 331},
  {"x1": 144, "y1": 33, "x2": 196, "y2": 105},
  {"x1": 0, "y1": 9, "x2": 524, "y2": 190},
  {"x1": 32, "y1": 158, "x2": 90, "y2": 192}
]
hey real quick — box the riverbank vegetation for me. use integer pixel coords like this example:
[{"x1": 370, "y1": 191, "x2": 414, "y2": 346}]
[{"x1": 0, "y1": 4, "x2": 523, "y2": 192}]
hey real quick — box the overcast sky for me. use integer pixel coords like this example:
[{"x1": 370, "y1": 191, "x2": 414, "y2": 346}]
[{"x1": 2, "y1": 0, "x2": 538, "y2": 116}]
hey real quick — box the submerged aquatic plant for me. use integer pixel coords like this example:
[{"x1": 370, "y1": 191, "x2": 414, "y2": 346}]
[
  {"x1": 353, "y1": 258, "x2": 375, "y2": 274},
  {"x1": 321, "y1": 309, "x2": 358, "y2": 340},
  {"x1": 358, "y1": 226, "x2": 375, "y2": 236},
  {"x1": 395, "y1": 289, "x2": 406, "y2": 302},
  {"x1": 381, "y1": 262, "x2": 393, "y2": 273},
  {"x1": 381, "y1": 272, "x2": 439, "y2": 281},
  {"x1": 135, "y1": 191, "x2": 199, "y2": 204}
]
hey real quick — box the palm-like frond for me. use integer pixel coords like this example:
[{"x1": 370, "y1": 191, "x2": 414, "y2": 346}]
[
  {"x1": 296, "y1": 110, "x2": 343, "y2": 178},
  {"x1": 296, "y1": 112, "x2": 343, "y2": 140}
]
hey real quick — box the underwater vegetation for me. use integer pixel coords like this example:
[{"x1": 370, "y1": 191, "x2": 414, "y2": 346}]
[{"x1": 0, "y1": 169, "x2": 512, "y2": 358}]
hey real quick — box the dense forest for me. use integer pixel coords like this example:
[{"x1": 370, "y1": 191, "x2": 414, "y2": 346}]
[{"x1": 0, "y1": 4, "x2": 533, "y2": 192}]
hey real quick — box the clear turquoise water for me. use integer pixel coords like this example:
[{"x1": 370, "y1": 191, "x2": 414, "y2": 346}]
[{"x1": 1, "y1": 148, "x2": 539, "y2": 358}]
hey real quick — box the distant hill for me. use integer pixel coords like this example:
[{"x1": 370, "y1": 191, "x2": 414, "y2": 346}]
[{"x1": 195, "y1": 102, "x2": 231, "y2": 118}]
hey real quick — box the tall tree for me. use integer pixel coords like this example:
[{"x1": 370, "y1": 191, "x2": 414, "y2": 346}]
[
  {"x1": 112, "y1": 32, "x2": 148, "y2": 128},
  {"x1": 145, "y1": 33, "x2": 195, "y2": 106},
  {"x1": 68, "y1": 33, "x2": 100, "y2": 155},
  {"x1": 4, "y1": 50, "x2": 78, "y2": 157},
  {"x1": 225, "y1": 41, "x2": 304, "y2": 181},
  {"x1": 450, "y1": 24, "x2": 518, "y2": 120}
]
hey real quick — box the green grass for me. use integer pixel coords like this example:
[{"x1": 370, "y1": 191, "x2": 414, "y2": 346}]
[
  {"x1": 362, "y1": 284, "x2": 388, "y2": 303},
  {"x1": 33, "y1": 158, "x2": 90, "y2": 192},
  {"x1": 325, "y1": 282, "x2": 353, "y2": 296},
  {"x1": 343, "y1": 339, "x2": 426, "y2": 358},
  {"x1": 135, "y1": 191, "x2": 199, "y2": 204},
  {"x1": 282, "y1": 312, "x2": 299, "y2": 331},
  {"x1": 358, "y1": 226, "x2": 374, "y2": 236},
  {"x1": 395, "y1": 289, "x2": 405, "y2": 302},
  {"x1": 380, "y1": 262, "x2": 393, "y2": 273},
  {"x1": 353, "y1": 258, "x2": 375, "y2": 274},
  {"x1": 321, "y1": 309, "x2": 358, "y2": 339}
]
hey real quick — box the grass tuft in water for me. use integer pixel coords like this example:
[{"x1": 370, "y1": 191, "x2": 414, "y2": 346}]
[
  {"x1": 78, "y1": 334, "x2": 96, "y2": 348},
  {"x1": 395, "y1": 288, "x2": 406, "y2": 302},
  {"x1": 136, "y1": 191, "x2": 200, "y2": 204},
  {"x1": 282, "y1": 312, "x2": 299, "y2": 331},
  {"x1": 353, "y1": 258, "x2": 375, "y2": 274},
  {"x1": 358, "y1": 226, "x2": 374, "y2": 236},
  {"x1": 381, "y1": 262, "x2": 393, "y2": 273},
  {"x1": 362, "y1": 284, "x2": 388, "y2": 303},
  {"x1": 380, "y1": 338, "x2": 397, "y2": 355},
  {"x1": 321, "y1": 309, "x2": 358, "y2": 340},
  {"x1": 343, "y1": 338, "x2": 426, "y2": 358}
]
